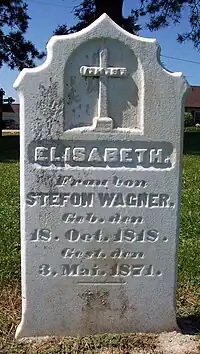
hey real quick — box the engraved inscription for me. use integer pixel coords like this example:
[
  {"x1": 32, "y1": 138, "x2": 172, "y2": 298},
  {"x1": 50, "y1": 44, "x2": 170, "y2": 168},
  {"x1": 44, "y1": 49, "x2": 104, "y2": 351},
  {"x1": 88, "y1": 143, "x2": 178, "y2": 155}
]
[
  {"x1": 109, "y1": 214, "x2": 143, "y2": 224},
  {"x1": 30, "y1": 229, "x2": 51, "y2": 242},
  {"x1": 98, "y1": 193, "x2": 172, "y2": 208},
  {"x1": 56, "y1": 175, "x2": 147, "y2": 188},
  {"x1": 28, "y1": 140, "x2": 173, "y2": 168},
  {"x1": 80, "y1": 66, "x2": 128, "y2": 77},
  {"x1": 62, "y1": 212, "x2": 143, "y2": 224},
  {"x1": 38, "y1": 264, "x2": 161, "y2": 278},
  {"x1": 61, "y1": 264, "x2": 104, "y2": 277},
  {"x1": 39, "y1": 264, "x2": 51, "y2": 276},
  {"x1": 61, "y1": 248, "x2": 106, "y2": 259},
  {"x1": 28, "y1": 171, "x2": 173, "y2": 283},
  {"x1": 57, "y1": 176, "x2": 109, "y2": 187},
  {"x1": 65, "y1": 229, "x2": 105, "y2": 243},
  {"x1": 113, "y1": 229, "x2": 159, "y2": 243},
  {"x1": 26, "y1": 192, "x2": 173, "y2": 208},
  {"x1": 61, "y1": 248, "x2": 145, "y2": 260},
  {"x1": 34, "y1": 146, "x2": 167, "y2": 165},
  {"x1": 113, "y1": 177, "x2": 147, "y2": 188},
  {"x1": 26, "y1": 192, "x2": 94, "y2": 207},
  {"x1": 64, "y1": 229, "x2": 159, "y2": 243}
]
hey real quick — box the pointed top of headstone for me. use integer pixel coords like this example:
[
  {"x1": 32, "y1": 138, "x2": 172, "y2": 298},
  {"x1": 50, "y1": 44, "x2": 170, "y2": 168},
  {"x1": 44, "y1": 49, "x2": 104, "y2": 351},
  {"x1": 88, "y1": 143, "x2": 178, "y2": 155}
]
[
  {"x1": 14, "y1": 13, "x2": 156, "y2": 91},
  {"x1": 14, "y1": 13, "x2": 188, "y2": 113},
  {"x1": 49, "y1": 13, "x2": 156, "y2": 44}
]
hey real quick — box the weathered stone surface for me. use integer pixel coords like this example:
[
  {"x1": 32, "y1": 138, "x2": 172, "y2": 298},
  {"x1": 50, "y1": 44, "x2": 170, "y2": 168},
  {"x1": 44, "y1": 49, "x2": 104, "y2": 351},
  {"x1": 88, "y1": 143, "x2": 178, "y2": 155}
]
[{"x1": 14, "y1": 14, "x2": 189, "y2": 338}]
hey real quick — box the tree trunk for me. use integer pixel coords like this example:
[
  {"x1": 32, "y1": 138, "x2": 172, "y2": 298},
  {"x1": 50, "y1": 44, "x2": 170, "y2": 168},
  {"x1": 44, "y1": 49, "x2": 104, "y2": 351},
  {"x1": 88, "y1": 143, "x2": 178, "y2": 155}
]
[
  {"x1": 95, "y1": 0, "x2": 124, "y2": 25},
  {"x1": 0, "y1": 90, "x2": 4, "y2": 138}
]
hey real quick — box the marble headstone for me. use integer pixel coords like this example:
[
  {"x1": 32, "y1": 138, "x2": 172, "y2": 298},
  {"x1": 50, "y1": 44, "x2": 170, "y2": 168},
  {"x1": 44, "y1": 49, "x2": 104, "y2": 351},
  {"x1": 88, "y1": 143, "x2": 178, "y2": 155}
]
[{"x1": 14, "y1": 14, "x2": 189, "y2": 338}]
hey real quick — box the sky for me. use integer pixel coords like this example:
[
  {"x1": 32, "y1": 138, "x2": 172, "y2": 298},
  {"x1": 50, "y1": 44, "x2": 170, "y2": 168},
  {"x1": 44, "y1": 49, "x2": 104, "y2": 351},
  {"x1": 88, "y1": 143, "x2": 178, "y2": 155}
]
[{"x1": 1, "y1": 0, "x2": 200, "y2": 102}]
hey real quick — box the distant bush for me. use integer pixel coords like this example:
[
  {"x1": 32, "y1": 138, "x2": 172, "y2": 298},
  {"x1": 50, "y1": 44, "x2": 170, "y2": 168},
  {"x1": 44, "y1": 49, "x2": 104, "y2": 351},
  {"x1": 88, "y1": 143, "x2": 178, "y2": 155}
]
[
  {"x1": 184, "y1": 112, "x2": 194, "y2": 127},
  {"x1": 184, "y1": 126, "x2": 200, "y2": 132}
]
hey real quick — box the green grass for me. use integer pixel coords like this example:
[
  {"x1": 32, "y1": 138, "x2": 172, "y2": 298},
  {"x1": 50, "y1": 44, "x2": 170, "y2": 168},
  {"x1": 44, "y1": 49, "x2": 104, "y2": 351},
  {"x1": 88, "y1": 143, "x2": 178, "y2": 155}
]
[
  {"x1": 177, "y1": 154, "x2": 200, "y2": 317},
  {"x1": 0, "y1": 133, "x2": 200, "y2": 353},
  {"x1": 0, "y1": 136, "x2": 20, "y2": 285}
]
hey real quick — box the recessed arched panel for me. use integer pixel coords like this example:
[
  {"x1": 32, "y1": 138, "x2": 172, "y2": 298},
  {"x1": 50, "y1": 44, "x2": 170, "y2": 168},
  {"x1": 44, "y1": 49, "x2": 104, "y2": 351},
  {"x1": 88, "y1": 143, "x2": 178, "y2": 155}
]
[{"x1": 64, "y1": 38, "x2": 143, "y2": 131}]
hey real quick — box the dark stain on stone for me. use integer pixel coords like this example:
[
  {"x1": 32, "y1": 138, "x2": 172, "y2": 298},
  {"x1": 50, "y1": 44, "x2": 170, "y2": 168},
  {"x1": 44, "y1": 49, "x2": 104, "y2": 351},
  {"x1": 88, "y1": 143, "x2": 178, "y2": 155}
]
[{"x1": 79, "y1": 289, "x2": 110, "y2": 311}]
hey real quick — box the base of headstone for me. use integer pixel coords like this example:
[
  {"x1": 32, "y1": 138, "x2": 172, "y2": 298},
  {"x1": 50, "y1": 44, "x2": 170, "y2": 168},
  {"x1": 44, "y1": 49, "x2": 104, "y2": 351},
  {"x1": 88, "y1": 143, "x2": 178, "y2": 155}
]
[
  {"x1": 15, "y1": 315, "x2": 179, "y2": 339},
  {"x1": 92, "y1": 117, "x2": 113, "y2": 132}
]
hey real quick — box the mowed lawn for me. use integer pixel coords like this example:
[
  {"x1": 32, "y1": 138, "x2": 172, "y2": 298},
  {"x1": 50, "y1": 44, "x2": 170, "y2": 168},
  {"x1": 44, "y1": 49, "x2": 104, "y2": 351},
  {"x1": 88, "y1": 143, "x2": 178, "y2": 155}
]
[{"x1": 0, "y1": 133, "x2": 200, "y2": 353}]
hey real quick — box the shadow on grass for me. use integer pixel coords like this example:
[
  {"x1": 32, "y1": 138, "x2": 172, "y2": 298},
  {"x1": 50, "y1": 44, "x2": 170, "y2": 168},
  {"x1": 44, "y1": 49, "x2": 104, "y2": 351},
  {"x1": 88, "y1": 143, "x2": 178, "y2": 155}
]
[
  {"x1": 178, "y1": 315, "x2": 200, "y2": 335},
  {"x1": 183, "y1": 131, "x2": 200, "y2": 155},
  {"x1": 0, "y1": 136, "x2": 19, "y2": 162},
  {"x1": 0, "y1": 132, "x2": 200, "y2": 162}
]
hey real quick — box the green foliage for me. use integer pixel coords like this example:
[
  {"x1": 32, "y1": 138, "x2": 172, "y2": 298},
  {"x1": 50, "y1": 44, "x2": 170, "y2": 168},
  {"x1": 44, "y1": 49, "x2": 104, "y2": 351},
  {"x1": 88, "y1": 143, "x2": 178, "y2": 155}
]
[
  {"x1": 54, "y1": 0, "x2": 140, "y2": 35},
  {"x1": 184, "y1": 112, "x2": 194, "y2": 127},
  {"x1": 56, "y1": 0, "x2": 200, "y2": 50},
  {"x1": 137, "y1": 0, "x2": 200, "y2": 50},
  {"x1": 0, "y1": 0, "x2": 45, "y2": 70},
  {"x1": 185, "y1": 126, "x2": 200, "y2": 132}
]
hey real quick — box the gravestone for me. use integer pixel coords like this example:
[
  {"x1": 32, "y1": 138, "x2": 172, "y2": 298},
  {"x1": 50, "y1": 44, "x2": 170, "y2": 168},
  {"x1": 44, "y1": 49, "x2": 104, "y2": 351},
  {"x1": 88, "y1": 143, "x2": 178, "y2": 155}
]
[{"x1": 14, "y1": 14, "x2": 189, "y2": 339}]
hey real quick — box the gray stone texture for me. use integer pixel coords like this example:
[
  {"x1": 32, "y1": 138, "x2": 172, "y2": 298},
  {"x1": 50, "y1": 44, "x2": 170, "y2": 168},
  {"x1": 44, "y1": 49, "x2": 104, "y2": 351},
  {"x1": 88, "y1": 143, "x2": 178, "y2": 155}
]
[{"x1": 14, "y1": 14, "x2": 189, "y2": 338}]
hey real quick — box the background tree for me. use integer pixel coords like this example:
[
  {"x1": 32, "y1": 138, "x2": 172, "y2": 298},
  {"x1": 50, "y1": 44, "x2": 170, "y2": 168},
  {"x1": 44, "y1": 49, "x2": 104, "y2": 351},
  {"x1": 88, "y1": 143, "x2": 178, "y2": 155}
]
[
  {"x1": 0, "y1": 0, "x2": 45, "y2": 70},
  {"x1": 54, "y1": 0, "x2": 141, "y2": 35},
  {"x1": 54, "y1": 0, "x2": 200, "y2": 50},
  {"x1": 136, "y1": 0, "x2": 200, "y2": 50}
]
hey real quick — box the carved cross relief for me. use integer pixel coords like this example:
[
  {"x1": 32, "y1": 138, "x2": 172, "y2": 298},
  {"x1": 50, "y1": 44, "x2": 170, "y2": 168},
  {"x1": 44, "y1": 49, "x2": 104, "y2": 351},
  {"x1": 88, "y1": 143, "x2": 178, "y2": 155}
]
[{"x1": 80, "y1": 48, "x2": 128, "y2": 132}]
